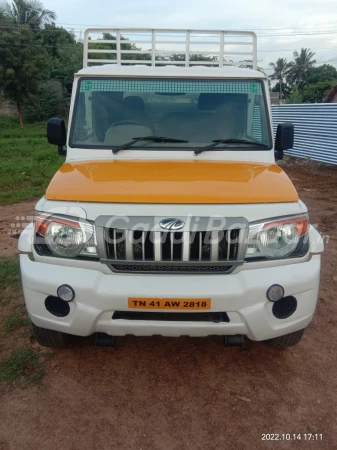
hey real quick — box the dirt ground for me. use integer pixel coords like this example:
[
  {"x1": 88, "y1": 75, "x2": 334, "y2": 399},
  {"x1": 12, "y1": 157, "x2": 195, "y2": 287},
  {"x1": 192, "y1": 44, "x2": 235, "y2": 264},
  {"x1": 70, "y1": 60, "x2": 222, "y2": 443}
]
[
  {"x1": 0, "y1": 199, "x2": 37, "y2": 258},
  {"x1": 0, "y1": 158, "x2": 337, "y2": 450}
]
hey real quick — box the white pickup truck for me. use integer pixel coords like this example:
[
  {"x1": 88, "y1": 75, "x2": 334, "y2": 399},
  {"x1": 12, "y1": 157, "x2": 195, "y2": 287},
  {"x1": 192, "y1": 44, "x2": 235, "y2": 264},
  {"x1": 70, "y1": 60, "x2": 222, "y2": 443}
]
[{"x1": 19, "y1": 28, "x2": 324, "y2": 349}]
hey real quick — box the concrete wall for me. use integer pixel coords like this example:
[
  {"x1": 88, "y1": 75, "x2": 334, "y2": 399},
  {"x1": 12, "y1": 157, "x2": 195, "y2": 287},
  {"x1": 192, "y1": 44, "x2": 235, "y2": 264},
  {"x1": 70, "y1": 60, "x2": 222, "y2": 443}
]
[{"x1": 0, "y1": 101, "x2": 17, "y2": 118}]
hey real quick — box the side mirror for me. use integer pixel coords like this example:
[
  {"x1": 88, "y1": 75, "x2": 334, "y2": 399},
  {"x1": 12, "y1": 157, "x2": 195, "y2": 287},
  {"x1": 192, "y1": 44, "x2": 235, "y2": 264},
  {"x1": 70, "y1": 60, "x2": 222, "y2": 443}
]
[
  {"x1": 47, "y1": 118, "x2": 67, "y2": 156},
  {"x1": 274, "y1": 122, "x2": 294, "y2": 161}
]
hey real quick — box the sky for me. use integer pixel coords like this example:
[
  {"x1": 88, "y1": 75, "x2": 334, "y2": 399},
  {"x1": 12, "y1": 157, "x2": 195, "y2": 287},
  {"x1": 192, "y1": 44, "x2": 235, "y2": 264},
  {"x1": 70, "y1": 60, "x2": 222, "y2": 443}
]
[{"x1": 43, "y1": 0, "x2": 337, "y2": 73}]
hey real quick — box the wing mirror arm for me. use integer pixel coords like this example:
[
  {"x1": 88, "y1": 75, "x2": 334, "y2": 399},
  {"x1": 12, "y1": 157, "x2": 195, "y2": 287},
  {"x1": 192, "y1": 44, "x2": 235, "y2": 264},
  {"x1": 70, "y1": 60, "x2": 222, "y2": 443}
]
[
  {"x1": 58, "y1": 145, "x2": 67, "y2": 156},
  {"x1": 275, "y1": 150, "x2": 283, "y2": 161}
]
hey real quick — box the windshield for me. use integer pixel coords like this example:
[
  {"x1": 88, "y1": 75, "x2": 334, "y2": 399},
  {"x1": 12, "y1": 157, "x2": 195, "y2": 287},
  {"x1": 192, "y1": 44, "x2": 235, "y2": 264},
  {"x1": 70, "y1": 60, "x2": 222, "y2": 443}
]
[{"x1": 70, "y1": 78, "x2": 272, "y2": 150}]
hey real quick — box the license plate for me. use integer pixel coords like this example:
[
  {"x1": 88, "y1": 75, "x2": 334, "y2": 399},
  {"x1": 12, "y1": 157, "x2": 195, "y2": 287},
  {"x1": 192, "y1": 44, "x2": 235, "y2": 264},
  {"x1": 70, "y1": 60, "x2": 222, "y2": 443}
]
[{"x1": 128, "y1": 298, "x2": 211, "y2": 310}]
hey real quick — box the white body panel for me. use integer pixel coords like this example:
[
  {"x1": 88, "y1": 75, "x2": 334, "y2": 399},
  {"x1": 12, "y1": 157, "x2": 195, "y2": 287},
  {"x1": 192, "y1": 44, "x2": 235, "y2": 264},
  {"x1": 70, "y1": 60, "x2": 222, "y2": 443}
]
[
  {"x1": 77, "y1": 65, "x2": 264, "y2": 79},
  {"x1": 20, "y1": 252, "x2": 321, "y2": 340}
]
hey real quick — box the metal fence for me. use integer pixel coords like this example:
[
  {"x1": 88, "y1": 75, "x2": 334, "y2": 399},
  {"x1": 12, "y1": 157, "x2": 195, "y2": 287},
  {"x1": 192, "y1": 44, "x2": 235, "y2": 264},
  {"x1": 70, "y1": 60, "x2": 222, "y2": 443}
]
[{"x1": 271, "y1": 103, "x2": 337, "y2": 165}]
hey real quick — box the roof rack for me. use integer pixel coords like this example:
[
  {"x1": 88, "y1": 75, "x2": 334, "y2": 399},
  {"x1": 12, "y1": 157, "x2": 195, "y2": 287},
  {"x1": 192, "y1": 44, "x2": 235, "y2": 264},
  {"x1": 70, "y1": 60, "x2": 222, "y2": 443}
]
[{"x1": 83, "y1": 28, "x2": 257, "y2": 70}]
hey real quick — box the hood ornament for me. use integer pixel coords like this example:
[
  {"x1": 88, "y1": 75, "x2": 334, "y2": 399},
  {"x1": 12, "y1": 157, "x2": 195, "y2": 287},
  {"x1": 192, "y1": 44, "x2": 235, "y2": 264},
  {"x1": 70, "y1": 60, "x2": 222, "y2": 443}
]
[{"x1": 159, "y1": 218, "x2": 185, "y2": 231}]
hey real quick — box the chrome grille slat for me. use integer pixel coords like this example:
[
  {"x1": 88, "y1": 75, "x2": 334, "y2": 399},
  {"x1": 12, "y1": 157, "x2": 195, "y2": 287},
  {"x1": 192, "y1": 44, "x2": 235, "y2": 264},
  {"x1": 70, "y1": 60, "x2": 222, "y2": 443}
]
[
  {"x1": 182, "y1": 232, "x2": 190, "y2": 262},
  {"x1": 113, "y1": 229, "x2": 117, "y2": 259},
  {"x1": 142, "y1": 232, "x2": 145, "y2": 261},
  {"x1": 170, "y1": 232, "x2": 173, "y2": 261},
  {"x1": 154, "y1": 232, "x2": 162, "y2": 262},
  {"x1": 125, "y1": 230, "x2": 133, "y2": 260},
  {"x1": 210, "y1": 231, "x2": 218, "y2": 262},
  {"x1": 227, "y1": 230, "x2": 231, "y2": 260},
  {"x1": 199, "y1": 232, "x2": 202, "y2": 261}
]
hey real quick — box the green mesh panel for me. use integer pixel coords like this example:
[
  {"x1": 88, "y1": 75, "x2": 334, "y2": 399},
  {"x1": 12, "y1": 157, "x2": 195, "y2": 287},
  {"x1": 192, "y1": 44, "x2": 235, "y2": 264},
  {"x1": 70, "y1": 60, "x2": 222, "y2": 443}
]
[
  {"x1": 79, "y1": 79, "x2": 262, "y2": 95},
  {"x1": 252, "y1": 105, "x2": 262, "y2": 140}
]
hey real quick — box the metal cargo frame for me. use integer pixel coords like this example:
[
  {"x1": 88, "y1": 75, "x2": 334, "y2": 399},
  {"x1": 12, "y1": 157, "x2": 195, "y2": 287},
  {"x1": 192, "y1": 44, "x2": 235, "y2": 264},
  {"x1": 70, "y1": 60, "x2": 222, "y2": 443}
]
[
  {"x1": 83, "y1": 28, "x2": 257, "y2": 69},
  {"x1": 272, "y1": 103, "x2": 337, "y2": 165}
]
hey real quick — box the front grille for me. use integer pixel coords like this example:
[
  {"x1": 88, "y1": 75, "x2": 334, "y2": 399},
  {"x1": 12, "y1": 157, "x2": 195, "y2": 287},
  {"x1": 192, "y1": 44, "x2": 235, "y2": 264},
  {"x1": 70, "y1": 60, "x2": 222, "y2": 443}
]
[
  {"x1": 105, "y1": 229, "x2": 241, "y2": 261},
  {"x1": 110, "y1": 263, "x2": 233, "y2": 273},
  {"x1": 97, "y1": 216, "x2": 247, "y2": 274},
  {"x1": 113, "y1": 311, "x2": 230, "y2": 322}
]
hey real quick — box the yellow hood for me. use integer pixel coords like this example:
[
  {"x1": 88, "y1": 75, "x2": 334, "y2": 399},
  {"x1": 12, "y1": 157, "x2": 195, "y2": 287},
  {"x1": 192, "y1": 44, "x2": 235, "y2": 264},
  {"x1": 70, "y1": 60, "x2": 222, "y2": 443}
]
[{"x1": 45, "y1": 160, "x2": 298, "y2": 204}]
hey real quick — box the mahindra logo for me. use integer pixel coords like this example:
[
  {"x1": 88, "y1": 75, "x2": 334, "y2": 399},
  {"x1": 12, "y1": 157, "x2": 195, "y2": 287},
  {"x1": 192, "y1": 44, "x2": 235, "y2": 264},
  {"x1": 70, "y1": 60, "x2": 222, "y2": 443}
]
[{"x1": 159, "y1": 218, "x2": 185, "y2": 231}]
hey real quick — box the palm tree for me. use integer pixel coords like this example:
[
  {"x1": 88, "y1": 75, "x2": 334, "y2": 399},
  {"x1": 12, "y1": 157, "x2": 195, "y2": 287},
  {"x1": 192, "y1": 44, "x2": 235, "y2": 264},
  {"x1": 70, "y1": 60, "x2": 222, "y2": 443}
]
[
  {"x1": 288, "y1": 48, "x2": 316, "y2": 88},
  {"x1": 0, "y1": 0, "x2": 56, "y2": 28},
  {"x1": 269, "y1": 58, "x2": 291, "y2": 102}
]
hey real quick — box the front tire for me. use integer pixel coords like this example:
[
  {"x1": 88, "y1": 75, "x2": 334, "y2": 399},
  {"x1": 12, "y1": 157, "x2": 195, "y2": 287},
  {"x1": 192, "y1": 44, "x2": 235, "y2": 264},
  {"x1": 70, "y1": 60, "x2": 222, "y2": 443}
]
[
  {"x1": 264, "y1": 329, "x2": 305, "y2": 348},
  {"x1": 31, "y1": 322, "x2": 71, "y2": 349}
]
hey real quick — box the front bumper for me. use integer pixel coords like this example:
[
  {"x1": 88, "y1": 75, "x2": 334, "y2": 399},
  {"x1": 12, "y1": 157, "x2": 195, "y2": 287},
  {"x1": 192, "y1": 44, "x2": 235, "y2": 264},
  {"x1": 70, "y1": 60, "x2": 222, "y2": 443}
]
[{"x1": 20, "y1": 254, "x2": 321, "y2": 341}]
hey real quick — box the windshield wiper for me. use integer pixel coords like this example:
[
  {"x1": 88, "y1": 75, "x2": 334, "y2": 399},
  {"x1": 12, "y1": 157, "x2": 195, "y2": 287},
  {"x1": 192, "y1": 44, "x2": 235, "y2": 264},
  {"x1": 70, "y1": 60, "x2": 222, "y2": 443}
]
[
  {"x1": 194, "y1": 139, "x2": 269, "y2": 155},
  {"x1": 113, "y1": 136, "x2": 189, "y2": 154}
]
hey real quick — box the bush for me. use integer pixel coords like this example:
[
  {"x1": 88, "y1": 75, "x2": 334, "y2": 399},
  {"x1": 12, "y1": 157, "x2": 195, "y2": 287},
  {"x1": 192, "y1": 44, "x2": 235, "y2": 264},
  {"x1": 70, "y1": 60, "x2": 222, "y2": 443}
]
[
  {"x1": 285, "y1": 90, "x2": 303, "y2": 104},
  {"x1": 23, "y1": 80, "x2": 64, "y2": 122}
]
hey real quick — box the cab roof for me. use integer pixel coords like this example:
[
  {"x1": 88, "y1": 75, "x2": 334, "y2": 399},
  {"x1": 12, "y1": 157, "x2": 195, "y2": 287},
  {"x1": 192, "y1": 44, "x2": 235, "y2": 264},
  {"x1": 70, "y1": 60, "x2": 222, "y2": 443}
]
[{"x1": 76, "y1": 64, "x2": 266, "y2": 80}]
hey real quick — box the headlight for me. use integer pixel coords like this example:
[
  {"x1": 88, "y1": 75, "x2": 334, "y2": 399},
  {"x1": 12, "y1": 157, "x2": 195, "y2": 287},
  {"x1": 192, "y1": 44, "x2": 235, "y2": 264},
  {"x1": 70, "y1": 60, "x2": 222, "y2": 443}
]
[
  {"x1": 246, "y1": 215, "x2": 309, "y2": 260},
  {"x1": 34, "y1": 213, "x2": 97, "y2": 258}
]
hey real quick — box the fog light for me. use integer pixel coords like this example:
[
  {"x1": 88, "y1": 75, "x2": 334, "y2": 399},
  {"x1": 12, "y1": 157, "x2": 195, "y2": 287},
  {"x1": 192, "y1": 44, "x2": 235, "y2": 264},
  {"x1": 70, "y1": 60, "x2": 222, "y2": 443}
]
[
  {"x1": 57, "y1": 285, "x2": 75, "y2": 302},
  {"x1": 45, "y1": 296, "x2": 70, "y2": 317},
  {"x1": 266, "y1": 284, "x2": 284, "y2": 302},
  {"x1": 272, "y1": 296, "x2": 297, "y2": 319}
]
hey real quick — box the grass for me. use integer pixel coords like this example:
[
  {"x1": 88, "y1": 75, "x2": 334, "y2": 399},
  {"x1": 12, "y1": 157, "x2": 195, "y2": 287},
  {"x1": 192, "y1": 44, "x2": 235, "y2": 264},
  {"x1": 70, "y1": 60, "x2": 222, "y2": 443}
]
[
  {"x1": 0, "y1": 258, "x2": 21, "y2": 304},
  {"x1": 0, "y1": 117, "x2": 65, "y2": 205},
  {"x1": 0, "y1": 348, "x2": 45, "y2": 386},
  {"x1": 0, "y1": 258, "x2": 50, "y2": 386},
  {"x1": 0, "y1": 258, "x2": 28, "y2": 332},
  {"x1": 3, "y1": 312, "x2": 30, "y2": 331}
]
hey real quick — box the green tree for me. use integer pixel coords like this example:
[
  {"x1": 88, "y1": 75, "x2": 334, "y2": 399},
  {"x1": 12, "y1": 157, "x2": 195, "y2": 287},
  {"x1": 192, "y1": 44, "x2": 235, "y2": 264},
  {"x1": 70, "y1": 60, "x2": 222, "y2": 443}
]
[
  {"x1": 0, "y1": 0, "x2": 56, "y2": 28},
  {"x1": 269, "y1": 58, "x2": 291, "y2": 101},
  {"x1": 0, "y1": 25, "x2": 50, "y2": 126},
  {"x1": 300, "y1": 80, "x2": 337, "y2": 103},
  {"x1": 287, "y1": 48, "x2": 316, "y2": 88},
  {"x1": 52, "y1": 41, "x2": 83, "y2": 96},
  {"x1": 0, "y1": 8, "x2": 12, "y2": 25},
  {"x1": 39, "y1": 23, "x2": 76, "y2": 59},
  {"x1": 38, "y1": 24, "x2": 82, "y2": 96},
  {"x1": 303, "y1": 64, "x2": 337, "y2": 85}
]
